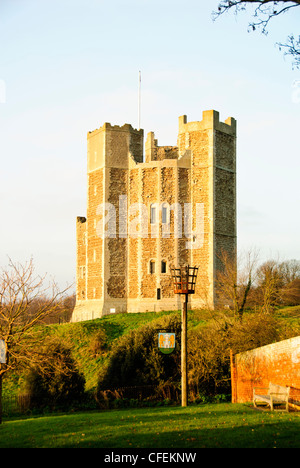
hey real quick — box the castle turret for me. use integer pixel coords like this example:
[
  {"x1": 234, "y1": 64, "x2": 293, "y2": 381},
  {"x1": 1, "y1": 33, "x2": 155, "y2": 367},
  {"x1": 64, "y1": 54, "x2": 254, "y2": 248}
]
[{"x1": 178, "y1": 110, "x2": 236, "y2": 308}]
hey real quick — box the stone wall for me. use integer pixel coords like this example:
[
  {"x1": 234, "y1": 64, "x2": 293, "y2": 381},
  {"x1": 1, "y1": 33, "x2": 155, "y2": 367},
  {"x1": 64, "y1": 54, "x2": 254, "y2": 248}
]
[{"x1": 86, "y1": 168, "x2": 103, "y2": 301}]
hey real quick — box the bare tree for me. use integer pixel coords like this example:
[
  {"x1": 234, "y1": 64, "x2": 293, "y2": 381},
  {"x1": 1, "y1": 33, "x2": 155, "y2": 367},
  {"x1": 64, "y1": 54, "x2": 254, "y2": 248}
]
[
  {"x1": 255, "y1": 259, "x2": 300, "y2": 310},
  {"x1": 281, "y1": 278, "x2": 300, "y2": 305},
  {"x1": 0, "y1": 258, "x2": 70, "y2": 423},
  {"x1": 279, "y1": 259, "x2": 300, "y2": 284},
  {"x1": 256, "y1": 259, "x2": 284, "y2": 313},
  {"x1": 216, "y1": 248, "x2": 259, "y2": 320},
  {"x1": 213, "y1": 1, "x2": 300, "y2": 68}
]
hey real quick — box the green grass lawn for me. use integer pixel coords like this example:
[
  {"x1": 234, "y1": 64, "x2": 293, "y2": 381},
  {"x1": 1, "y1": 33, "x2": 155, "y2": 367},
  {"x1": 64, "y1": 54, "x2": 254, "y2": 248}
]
[{"x1": 1, "y1": 403, "x2": 300, "y2": 448}]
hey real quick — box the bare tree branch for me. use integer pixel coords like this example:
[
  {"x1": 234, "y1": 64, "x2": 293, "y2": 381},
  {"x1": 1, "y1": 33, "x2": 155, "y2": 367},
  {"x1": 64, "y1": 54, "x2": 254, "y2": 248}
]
[
  {"x1": 278, "y1": 34, "x2": 300, "y2": 68},
  {"x1": 213, "y1": 1, "x2": 300, "y2": 67},
  {"x1": 0, "y1": 258, "x2": 71, "y2": 378},
  {"x1": 216, "y1": 248, "x2": 259, "y2": 320}
]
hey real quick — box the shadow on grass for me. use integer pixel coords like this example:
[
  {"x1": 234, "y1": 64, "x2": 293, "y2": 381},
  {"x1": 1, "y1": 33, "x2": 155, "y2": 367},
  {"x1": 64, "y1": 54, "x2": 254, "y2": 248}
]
[{"x1": 1, "y1": 404, "x2": 300, "y2": 448}]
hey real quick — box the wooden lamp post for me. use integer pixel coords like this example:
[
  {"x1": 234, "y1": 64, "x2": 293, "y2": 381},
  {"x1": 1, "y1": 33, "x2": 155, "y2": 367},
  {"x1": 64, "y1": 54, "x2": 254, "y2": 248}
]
[{"x1": 170, "y1": 265, "x2": 198, "y2": 407}]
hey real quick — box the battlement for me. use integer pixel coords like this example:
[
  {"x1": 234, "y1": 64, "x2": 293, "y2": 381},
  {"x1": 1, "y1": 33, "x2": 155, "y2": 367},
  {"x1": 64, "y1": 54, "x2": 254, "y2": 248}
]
[
  {"x1": 88, "y1": 122, "x2": 144, "y2": 137},
  {"x1": 145, "y1": 131, "x2": 178, "y2": 162},
  {"x1": 87, "y1": 120, "x2": 143, "y2": 171},
  {"x1": 178, "y1": 110, "x2": 236, "y2": 136}
]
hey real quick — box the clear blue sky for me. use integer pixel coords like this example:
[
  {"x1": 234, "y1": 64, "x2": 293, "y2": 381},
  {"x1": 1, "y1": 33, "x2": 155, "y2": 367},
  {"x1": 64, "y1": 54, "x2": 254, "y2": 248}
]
[{"x1": 0, "y1": 0, "x2": 299, "y2": 290}]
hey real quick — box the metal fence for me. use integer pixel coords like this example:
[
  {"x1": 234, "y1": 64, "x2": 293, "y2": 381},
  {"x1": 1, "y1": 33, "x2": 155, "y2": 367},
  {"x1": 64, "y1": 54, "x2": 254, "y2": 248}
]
[
  {"x1": 1, "y1": 394, "x2": 94, "y2": 417},
  {"x1": 2, "y1": 394, "x2": 32, "y2": 416},
  {"x1": 2, "y1": 384, "x2": 180, "y2": 416},
  {"x1": 96, "y1": 384, "x2": 180, "y2": 409}
]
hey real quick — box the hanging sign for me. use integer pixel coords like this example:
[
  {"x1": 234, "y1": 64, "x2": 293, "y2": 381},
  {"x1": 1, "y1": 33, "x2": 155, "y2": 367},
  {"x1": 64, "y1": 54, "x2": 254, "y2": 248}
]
[
  {"x1": 0, "y1": 340, "x2": 6, "y2": 364},
  {"x1": 158, "y1": 333, "x2": 175, "y2": 354}
]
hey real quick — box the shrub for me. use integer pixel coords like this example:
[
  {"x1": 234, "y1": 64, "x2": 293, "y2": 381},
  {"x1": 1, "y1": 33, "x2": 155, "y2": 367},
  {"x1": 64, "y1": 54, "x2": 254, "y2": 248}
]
[
  {"x1": 96, "y1": 313, "x2": 181, "y2": 401},
  {"x1": 21, "y1": 338, "x2": 86, "y2": 409},
  {"x1": 88, "y1": 328, "x2": 108, "y2": 357},
  {"x1": 188, "y1": 313, "x2": 295, "y2": 399}
]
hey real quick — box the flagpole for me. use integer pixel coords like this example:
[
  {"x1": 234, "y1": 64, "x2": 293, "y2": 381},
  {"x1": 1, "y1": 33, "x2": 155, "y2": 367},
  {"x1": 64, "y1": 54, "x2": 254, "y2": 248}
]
[{"x1": 138, "y1": 70, "x2": 141, "y2": 130}]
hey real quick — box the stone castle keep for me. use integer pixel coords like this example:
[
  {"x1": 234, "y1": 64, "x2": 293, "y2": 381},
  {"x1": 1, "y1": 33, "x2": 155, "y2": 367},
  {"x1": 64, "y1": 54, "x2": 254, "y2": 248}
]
[{"x1": 71, "y1": 110, "x2": 236, "y2": 322}]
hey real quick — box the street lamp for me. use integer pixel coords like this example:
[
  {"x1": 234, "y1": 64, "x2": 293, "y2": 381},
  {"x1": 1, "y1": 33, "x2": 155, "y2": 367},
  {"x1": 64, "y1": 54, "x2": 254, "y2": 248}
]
[{"x1": 170, "y1": 265, "x2": 198, "y2": 407}]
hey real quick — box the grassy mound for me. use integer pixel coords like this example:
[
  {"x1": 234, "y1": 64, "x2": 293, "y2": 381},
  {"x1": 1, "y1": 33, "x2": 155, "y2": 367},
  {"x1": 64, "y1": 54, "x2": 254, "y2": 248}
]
[{"x1": 2, "y1": 306, "x2": 300, "y2": 399}]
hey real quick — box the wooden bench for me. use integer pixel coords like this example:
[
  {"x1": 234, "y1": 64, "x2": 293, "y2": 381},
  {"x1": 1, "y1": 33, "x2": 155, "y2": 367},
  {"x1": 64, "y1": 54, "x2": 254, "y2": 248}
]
[{"x1": 253, "y1": 382, "x2": 290, "y2": 411}]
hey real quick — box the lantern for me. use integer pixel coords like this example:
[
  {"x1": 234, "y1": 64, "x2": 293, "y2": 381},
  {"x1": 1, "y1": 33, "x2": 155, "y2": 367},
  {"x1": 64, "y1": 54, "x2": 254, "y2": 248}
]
[{"x1": 170, "y1": 265, "x2": 198, "y2": 295}]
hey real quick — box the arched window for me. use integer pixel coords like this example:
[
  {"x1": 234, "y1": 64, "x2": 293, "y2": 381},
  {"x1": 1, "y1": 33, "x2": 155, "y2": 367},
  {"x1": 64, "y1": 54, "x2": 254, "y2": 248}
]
[
  {"x1": 162, "y1": 204, "x2": 168, "y2": 224},
  {"x1": 150, "y1": 260, "x2": 155, "y2": 274},
  {"x1": 150, "y1": 204, "x2": 156, "y2": 224}
]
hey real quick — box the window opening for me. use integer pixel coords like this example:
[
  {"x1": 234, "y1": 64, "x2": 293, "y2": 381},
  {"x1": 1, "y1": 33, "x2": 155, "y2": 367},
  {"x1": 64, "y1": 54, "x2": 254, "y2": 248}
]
[
  {"x1": 150, "y1": 205, "x2": 156, "y2": 224},
  {"x1": 150, "y1": 260, "x2": 155, "y2": 274},
  {"x1": 162, "y1": 205, "x2": 168, "y2": 224}
]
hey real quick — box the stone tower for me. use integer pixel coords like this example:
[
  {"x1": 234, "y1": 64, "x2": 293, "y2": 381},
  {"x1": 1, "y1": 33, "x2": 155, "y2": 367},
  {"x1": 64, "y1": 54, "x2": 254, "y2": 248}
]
[{"x1": 71, "y1": 110, "x2": 236, "y2": 322}]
